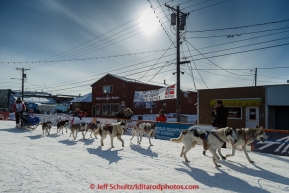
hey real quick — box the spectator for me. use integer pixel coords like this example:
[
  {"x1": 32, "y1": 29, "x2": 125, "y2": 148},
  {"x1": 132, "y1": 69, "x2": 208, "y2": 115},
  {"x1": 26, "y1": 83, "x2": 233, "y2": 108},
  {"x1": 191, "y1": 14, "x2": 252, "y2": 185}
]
[
  {"x1": 28, "y1": 109, "x2": 34, "y2": 117},
  {"x1": 13, "y1": 97, "x2": 26, "y2": 127},
  {"x1": 1, "y1": 108, "x2": 10, "y2": 120},
  {"x1": 203, "y1": 100, "x2": 228, "y2": 156},
  {"x1": 73, "y1": 108, "x2": 87, "y2": 120},
  {"x1": 156, "y1": 109, "x2": 167, "y2": 122}
]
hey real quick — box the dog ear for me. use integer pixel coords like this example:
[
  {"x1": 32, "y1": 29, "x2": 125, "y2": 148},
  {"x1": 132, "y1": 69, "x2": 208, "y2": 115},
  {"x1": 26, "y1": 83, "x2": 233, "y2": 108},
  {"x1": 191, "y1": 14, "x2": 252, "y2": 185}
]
[
  {"x1": 255, "y1": 125, "x2": 259, "y2": 128},
  {"x1": 225, "y1": 127, "x2": 232, "y2": 136}
]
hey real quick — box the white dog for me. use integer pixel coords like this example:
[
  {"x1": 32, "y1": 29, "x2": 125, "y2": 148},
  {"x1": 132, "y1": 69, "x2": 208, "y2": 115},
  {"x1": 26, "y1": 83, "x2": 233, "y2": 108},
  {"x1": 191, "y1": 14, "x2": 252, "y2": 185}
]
[
  {"x1": 171, "y1": 127, "x2": 238, "y2": 167},
  {"x1": 93, "y1": 124, "x2": 109, "y2": 146},
  {"x1": 130, "y1": 122, "x2": 156, "y2": 146},
  {"x1": 224, "y1": 126, "x2": 268, "y2": 163},
  {"x1": 93, "y1": 120, "x2": 127, "y2": 148}
]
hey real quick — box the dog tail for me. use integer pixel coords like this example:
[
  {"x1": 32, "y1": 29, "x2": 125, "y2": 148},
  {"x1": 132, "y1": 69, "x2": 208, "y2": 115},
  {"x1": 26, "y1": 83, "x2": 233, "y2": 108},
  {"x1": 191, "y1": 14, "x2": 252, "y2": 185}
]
[{"x1": 170, "y1": 131, "x2": 184, "y2": 143}]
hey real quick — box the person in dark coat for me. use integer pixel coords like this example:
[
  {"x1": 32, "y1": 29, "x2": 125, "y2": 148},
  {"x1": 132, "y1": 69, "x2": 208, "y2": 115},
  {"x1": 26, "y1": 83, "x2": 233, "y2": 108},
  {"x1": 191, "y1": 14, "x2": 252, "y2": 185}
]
[
  {"x1": 203, "y1": 100, "x2": 228, "y2": 156},
  {"x1": 211, "y1": 100, "x2": 228, "y2": 128}
]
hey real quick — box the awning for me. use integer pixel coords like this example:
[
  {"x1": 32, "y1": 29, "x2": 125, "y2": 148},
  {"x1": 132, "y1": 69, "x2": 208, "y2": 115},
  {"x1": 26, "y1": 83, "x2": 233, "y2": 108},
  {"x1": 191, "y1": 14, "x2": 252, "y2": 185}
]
[{"x1": 210, "y1": 98, "x2": 261, "y2": 107}]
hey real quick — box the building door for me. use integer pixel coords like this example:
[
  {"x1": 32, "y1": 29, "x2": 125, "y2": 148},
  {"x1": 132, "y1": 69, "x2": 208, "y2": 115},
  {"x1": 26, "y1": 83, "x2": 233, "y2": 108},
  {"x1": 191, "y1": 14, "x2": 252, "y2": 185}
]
[
  {"x1": 275, "y1": 106, "x2": 289, "y2": 130},
  {"x1": 246, "y1": 107, "x2": 259, "y2": 128}
]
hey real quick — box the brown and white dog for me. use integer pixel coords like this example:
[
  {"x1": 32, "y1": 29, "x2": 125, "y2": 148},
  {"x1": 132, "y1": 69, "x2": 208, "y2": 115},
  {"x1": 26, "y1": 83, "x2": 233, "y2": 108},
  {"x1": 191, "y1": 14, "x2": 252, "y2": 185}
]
[
  {"x1": 171, "y1": 127, "x2": 238, "y2": 167},
  {"x1": 92, "y1": 123, "x2": 109, "y2": 146},
  {"x1": 130, "y1": 122, "x2": 156, "y2": 146},
  {"x1": 42, "y1": 121, "x2": 53, "y2": 135},
  {"x1": 57, "y1": 119, "x2": 70, "y2": 134},
  {"x1": 85, "y1": 121, "x2": 100, "y2": 139},
  {"x1": 69, "y1": 122, "x2": 87, "y2": 140},
  {"x1": 224, "y1": 126, "x2": 268, "y2": 163},
  {"x1": 93, "y1": 120, "x2": 128, "y2": 148}
]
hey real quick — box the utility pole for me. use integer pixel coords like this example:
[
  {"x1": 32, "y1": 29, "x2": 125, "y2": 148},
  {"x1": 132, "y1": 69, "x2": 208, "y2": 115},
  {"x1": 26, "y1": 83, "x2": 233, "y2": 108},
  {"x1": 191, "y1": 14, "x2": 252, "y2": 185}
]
[
  {"x1": 16, "y1": 68, "x2": 30, "y2": 101},
  {"x1": 255, "y1": 68, "x2": 257, "y2": 86},
  {"x1": 165, "y1": 4, "x2": 190, "y2": 122}
]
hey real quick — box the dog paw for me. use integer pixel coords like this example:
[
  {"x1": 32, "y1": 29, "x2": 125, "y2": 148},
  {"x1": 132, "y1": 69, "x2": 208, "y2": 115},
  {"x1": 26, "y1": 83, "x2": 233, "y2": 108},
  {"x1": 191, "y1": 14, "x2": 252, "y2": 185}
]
[
  {"x1": 150, "y1": 144, "x2": 153, "y2": 146},
  {"x1": 216, "y1": 165, "x2": 221, "y2": 167},
  {"x1": 221, "y1": 156, "x2": 226, "y2": 160},
  {"x1": 249, "y1": 160, "x2": 254, "y2": 163},
  {"x1": 185, "y1": 160, "x2": 190, "y2": 163}
]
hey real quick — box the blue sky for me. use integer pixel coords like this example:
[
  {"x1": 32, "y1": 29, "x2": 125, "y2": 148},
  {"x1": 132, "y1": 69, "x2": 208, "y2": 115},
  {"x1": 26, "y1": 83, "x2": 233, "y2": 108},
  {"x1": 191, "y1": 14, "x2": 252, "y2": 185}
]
[{"x1": 1, "y1": 0, "x2": 289, "y2": 96}]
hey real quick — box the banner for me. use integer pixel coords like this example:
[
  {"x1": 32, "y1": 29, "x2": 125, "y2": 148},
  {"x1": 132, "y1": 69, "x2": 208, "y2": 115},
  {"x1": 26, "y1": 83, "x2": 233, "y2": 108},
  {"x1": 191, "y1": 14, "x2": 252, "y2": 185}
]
[
  {"x1": 133, "y1": 84, "x2": 176, "y2": 102},
  {"x1": 134, "y1": 102, "x2": 157, "y2": 108},
  {"x1": 155, "y1": 123, "x2": 215, "y2": 140},
  {"x1": 155, "y1": 122, "x2": 193, "y2": 140},
  {"x1": 254, "y1": 131, "x2": 289, "y2": 156}
]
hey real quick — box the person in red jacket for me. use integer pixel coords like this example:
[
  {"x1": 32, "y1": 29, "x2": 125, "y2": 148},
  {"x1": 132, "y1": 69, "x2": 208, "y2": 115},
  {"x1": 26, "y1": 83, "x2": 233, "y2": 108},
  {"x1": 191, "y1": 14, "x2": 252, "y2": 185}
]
[
  {"x1": 79, "y1": 109, "x2": 87, "y2": 118},
  {"x1": 156, "y1": 109, "x2": 167, "y2": 122},
  {"x1": 73, "y1": 108, "x2": 87, "y2": 120},
  {"x1": 13, "y1": 97, "x2": 26, "y2": 127}
]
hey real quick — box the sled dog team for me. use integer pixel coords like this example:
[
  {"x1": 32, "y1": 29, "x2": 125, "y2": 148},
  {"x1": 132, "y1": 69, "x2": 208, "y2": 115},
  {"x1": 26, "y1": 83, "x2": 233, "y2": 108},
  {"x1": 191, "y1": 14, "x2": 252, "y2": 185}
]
[
  {"x1": 42, "y1": 119, "x2": 156, "y2": 148},
  {"x1": 41, "y1": 119, "x2": 268, "y2": 167}
]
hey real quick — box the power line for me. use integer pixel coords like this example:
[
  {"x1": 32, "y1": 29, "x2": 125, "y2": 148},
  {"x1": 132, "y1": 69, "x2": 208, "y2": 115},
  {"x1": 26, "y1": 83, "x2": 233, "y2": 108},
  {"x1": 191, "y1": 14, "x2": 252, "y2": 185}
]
[
  {"x1": 187, "y1": 19, "x2": 289, "y2": 33},
  {"x1": 184, "y1": 40, "x2": 208, "y2": 88},
  {"x1": 0, "y1": 47, "x2": 174, "y2": 64},
  {"x1": 186, "y1": 42, "x2": 289, "y2": 62},
  {"x1": 188, "y1": 0, "x2": 231, "y2": 13},
  {"x1": 196, "y1": 30, "x2": 289, "y2": 50},
  {"x1": 185, "y1": 40, "x2": 252, "y2": 76},
  {"x1": 148, "y1": 0, "x2": 175, "y2": 45},
  {"x1": 186, "y1": 26, "x2": 289, "y2": 39},
  {"x1": 181, "y1": 0, "x2": 213, "y2": 11},
  {"x1": 186, "y1": 36, "x2": 289, "y2": 59},
  {"x1": 139, "y1": 43, "x2": 174, "y2": 81}
]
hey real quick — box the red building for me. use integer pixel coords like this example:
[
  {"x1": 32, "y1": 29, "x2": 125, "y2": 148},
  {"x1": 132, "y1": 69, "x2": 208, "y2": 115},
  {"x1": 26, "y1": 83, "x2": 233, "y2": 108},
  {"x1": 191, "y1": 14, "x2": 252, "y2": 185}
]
[{"x1": 90, "y1": 74, "x2": 197, "y2": 118}]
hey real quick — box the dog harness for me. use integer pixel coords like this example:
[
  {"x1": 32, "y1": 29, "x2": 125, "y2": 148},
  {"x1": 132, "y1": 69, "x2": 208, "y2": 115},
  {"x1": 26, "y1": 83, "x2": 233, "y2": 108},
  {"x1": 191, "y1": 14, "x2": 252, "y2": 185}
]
[
  {"x1": 205, "y1": 131, "x2": 210, "y2": 140},
  {"x1": 210, "y1": 131, "x2": 226, "y2": 143},
  {"x1": 231, "y1": 128, "x2": 256, "y2": 151}
]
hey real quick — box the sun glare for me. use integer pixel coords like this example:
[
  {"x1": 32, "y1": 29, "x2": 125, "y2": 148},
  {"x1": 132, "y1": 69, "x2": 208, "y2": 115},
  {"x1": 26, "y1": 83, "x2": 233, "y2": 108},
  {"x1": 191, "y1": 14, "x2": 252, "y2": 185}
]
[{"x1": 139, "y1": 9, "x2": 159, "y2": 35}]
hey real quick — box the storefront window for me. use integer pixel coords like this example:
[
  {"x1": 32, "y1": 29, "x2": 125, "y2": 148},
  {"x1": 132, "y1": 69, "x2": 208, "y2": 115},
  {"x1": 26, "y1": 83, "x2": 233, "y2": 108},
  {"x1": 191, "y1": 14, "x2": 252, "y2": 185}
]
[
  {"x1": 102, "y1": 104, "x2": 111, "y2": 115},
  {"x1": 102, "y1": 104, "x2": 119, "y2": 116},
  {"x1": 111, "y1": 104, "x2": 119, "y2": 115},
  {"x1": 93, "y1": 104, "x2": 100, "y2": 116},
  {"x1": 227, "y1": 107, "x2": 242, "y2": 119}
]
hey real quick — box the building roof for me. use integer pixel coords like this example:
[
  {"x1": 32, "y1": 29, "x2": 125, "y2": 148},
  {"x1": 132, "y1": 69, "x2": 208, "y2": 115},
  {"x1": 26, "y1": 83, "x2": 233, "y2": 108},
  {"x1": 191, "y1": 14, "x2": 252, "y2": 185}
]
[
  {"x1": 90, "y1": 73, "x2": 162, "y2": 88},
  {"x1": 11, "y1": 95, "x2": 57, "y2": 104},
  {"x1": 70, "y1": 93, "x2": 92, "y2": 103}
]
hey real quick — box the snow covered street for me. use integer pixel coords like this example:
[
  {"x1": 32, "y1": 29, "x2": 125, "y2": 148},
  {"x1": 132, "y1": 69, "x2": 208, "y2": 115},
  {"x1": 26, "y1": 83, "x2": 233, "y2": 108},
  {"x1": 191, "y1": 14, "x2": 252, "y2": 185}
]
[{"x1": 0, "y1": 120, "x2": 289, "y2": 193}]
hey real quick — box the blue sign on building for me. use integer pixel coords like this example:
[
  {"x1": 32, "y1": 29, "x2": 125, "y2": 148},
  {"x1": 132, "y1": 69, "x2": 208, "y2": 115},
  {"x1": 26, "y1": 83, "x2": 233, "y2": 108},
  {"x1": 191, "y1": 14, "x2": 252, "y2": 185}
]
[{"x1": 155, "y1": 122, "x2": 194, "y2": 140}]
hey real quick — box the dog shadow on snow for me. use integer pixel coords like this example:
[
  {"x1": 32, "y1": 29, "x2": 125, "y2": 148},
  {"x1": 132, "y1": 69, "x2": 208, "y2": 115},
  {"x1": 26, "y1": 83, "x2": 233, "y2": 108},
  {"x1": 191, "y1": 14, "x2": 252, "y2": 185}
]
[
  {"x1": 175, "y1": 162, "x2": 270, "y2": 193},
  {"x1": 86, "y1": 146, "x2": 122, "y2": 164},
  {"x1": 129, "y1": 143, "x2": 158, "y2": 158},
  {"x1": 58, "y1": 139, "x2": 77, "y2": 146},
  {"x1": 222, "y1": 159, "x2": 289, "y2": 187},
  {"x1": 0, "y1": 128, "x2": 32, "y2": 133},
  {"x1": 26, "y1": 134, "x2": 43, "y2": 140},
  {"x1": 78, "y1": 138, "x2": 95, "y2": 146}
]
